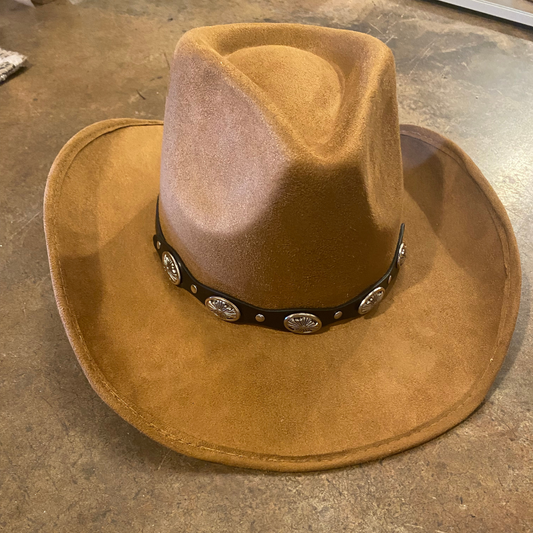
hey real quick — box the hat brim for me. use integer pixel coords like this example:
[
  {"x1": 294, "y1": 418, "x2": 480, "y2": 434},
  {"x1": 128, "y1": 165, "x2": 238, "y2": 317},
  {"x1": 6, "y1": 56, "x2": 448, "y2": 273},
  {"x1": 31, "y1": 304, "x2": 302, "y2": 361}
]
[{"x1": 44, "y1": 118, "x2": 521, "y2": 472}]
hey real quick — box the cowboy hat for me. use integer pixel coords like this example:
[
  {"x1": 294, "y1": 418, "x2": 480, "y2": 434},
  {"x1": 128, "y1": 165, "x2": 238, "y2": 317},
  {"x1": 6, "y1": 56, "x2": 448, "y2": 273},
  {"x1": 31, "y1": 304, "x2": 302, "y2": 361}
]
[{"x1": 44, "y1": 23, "x2": 521, "y2": 471}]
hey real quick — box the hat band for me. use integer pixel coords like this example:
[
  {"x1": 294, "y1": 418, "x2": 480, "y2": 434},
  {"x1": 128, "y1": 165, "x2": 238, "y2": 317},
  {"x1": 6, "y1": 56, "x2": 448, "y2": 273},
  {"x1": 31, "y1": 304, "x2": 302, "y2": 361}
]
[{"x1": 154, "y1": 201, "x2": 406, "y2": 334}]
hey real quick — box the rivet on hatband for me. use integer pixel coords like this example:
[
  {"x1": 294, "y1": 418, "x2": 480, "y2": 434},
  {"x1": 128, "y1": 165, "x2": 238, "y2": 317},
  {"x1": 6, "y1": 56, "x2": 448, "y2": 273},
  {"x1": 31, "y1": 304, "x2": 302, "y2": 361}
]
[
  {"x1": 388, "y1": 275, "x2": 392, "y2": 285},
  {"x1": 334, "y1": 311, "x2": 343, "y2": 320},
  {"x1": 156, "y1": 241, "x2": 161, "y2": 250},
  {"x1": 284, "y1": 313, "x2": 322, "y2": 334},
  {"x1": 161, "y1": 251, "x2": 181, "y2": 285},
  {"x1": 397, "y1": 242, "x2": 406, "y2": 268},
  {"x1": 205, "y1": 296, "x2": 241, "y2": 322},
  {"x1": 191, "y1": 284, "x2": 198, "y2": 294},
  {"x1": 255, "y1": 314, "x2": 265, "y2": 322},
  {"x1": 358, "y1": 287, "x2": 385, "y2": 315}
]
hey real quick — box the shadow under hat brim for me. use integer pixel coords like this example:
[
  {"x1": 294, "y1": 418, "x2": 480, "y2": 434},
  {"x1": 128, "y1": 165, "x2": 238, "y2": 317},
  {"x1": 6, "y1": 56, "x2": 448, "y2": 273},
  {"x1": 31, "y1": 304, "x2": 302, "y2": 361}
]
[{"x1": 44, "y1": 119, "x2": 521, "y2": 472}]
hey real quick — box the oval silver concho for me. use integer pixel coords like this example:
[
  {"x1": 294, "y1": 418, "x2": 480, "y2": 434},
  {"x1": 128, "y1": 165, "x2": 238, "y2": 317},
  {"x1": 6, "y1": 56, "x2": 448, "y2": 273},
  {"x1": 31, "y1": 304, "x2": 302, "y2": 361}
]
[
  {"x1": 161, "y1": 251, "x2": 181, "y2": 285},
  {"x1": 397, "y1": 242, "x2": 406, "y2": 268},
  {"x1": 358, "y1": 287, "x2": 385, "y2": 315},
  {"x1": 284, "y1": 313, "x2": 322, "y2": 334},
  {"x1": 205, "y1": 296, "x2": 241, "y2": 322}
]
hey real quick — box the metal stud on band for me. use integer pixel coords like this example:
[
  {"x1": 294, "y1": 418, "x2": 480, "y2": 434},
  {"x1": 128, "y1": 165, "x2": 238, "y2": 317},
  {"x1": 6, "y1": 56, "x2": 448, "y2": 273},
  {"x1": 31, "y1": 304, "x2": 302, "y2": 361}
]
[
  {"x1": 205, "y1": 296, "x2": 241, "y2": 322},
  {"x1": 397, "y1": 242, "x2": 406, "y2": 268},
  {"x1": 161, "y1": 251, "x2": 181, "y2": 285},
  {"x1": 358, "y1": 287, "x2": 385, "y2": 315},
  {"x1": 255, "y1": 314, "x2": 265, "y2": 323},
  {"x1": 284, "y1": 313, "x2": 322, "y2": 334}
]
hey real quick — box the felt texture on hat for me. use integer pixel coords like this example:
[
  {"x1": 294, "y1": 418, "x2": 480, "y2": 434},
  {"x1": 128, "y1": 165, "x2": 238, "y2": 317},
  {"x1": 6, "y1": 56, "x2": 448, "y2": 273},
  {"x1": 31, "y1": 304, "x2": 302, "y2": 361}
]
[
  {"x1": 44, "y1": 120, "x2": 520, "y2": 471},
  {"x1": 44, "y1": 24, "x2": 520, "y2": 471},
  {"x1": 160, "y1": 24, "x2": 404, "y2": 309}
]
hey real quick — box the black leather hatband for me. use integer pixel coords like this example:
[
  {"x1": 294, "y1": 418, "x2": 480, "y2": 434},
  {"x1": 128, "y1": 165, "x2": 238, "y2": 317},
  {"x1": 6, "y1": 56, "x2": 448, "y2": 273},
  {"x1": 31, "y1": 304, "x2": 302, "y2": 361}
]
[{"x1": 154, "y1": 201, "x2": 406, "y2": 334}]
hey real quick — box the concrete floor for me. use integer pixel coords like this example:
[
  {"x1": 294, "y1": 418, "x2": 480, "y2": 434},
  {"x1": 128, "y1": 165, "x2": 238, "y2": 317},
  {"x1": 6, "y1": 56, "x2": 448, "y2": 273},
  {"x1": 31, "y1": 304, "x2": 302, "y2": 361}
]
[{"x1": 1, "y1": 0, "x2": 532, "y2": 531}]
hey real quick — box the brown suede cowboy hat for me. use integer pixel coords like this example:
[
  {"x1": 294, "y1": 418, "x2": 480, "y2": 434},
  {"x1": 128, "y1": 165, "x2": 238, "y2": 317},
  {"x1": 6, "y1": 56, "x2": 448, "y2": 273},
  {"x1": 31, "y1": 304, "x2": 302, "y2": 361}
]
[{"x1": 44, "y1": 23, "x2": 521, "y2": 471}]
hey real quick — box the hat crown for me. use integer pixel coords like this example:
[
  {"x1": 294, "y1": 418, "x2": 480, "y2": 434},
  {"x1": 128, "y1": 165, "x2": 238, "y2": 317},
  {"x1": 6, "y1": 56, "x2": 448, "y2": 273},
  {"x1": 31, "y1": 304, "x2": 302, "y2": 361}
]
[{"x1": 159, "y1": 24, "x2": 403, "y2": 309}]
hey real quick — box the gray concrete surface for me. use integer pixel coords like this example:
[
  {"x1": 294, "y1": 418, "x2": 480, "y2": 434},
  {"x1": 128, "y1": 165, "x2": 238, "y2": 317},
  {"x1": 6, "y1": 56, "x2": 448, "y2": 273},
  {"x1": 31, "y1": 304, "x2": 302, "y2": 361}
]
[{"x1": 0, "y1": 0, "x2": 532, "y2": 531}]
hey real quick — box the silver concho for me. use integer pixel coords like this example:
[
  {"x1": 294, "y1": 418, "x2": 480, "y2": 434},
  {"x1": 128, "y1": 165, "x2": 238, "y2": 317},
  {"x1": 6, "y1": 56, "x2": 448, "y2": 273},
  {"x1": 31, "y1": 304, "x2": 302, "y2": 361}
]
[
  {"x1": 161, "y1": 251, "x2": 181, "y2": 285},
  {"x1": 397, "y1": 242, "x2": 406, "y2": 268},
  {"x1": 358, "y1": 287, "x2": 385, "y2": 315},
  {"x1": 205, "y1": 296, "x2": 241, "y2": 322},
  {"x1": 284, "y1": 313, "x2": 322, "y2": 334}
]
